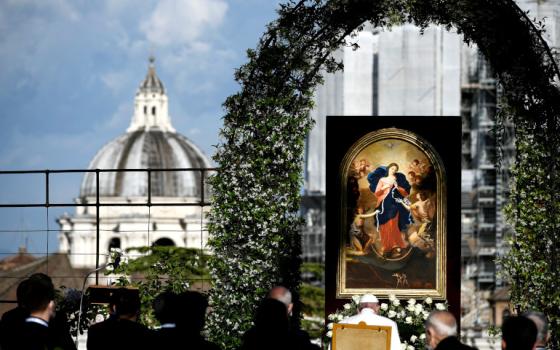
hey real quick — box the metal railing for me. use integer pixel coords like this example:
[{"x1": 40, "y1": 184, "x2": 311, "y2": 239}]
[{"x1": 0, "y1": 167, "x2": 216, "y2": 305}]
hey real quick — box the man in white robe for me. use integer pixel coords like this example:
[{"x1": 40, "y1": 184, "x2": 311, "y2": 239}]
[{"x1": 339, "y1": 294, "x2": 401, "y2": 350}]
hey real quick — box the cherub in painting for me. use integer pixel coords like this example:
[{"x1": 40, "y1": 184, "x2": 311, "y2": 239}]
[
  {"x1": 396, "y1": 191, "x2": 436, "y2": 257},
  {"x1": 355, "y1": 158, "x2": 371, "y2": 179}
]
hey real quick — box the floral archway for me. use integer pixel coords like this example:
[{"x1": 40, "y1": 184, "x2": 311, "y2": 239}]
[{"x1": 206, "y1": 1, "x2": 560, "y2": 348}]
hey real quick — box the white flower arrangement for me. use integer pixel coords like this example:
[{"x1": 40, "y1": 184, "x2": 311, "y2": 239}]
[{"x1": 325, "y1": 295, "x2": 449, "y2": 350}]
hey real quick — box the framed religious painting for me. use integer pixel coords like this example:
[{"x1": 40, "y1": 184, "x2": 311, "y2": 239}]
[{"x1": 325, "y1": 116, "x2": 460, "y2": 314}]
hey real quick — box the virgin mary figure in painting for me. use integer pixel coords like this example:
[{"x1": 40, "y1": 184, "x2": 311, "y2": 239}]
[{"x1": 367, "y1": 163, "x2": 413, "y2": 257}]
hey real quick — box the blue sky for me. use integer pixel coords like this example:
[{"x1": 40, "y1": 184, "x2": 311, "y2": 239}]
[{"x1": 0, "y1": 0, "x2": 281, "y2": 256}]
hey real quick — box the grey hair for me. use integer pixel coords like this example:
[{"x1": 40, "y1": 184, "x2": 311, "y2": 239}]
[
  {"x1": 268, "y1": 286, "x2": 292, "y2": 307},
  {"x1": 523, "y1": 311, "x2": 548, "y2": 343},
  {"x1": 425, "y1": 311, "x2": 457, "y2": 337}
]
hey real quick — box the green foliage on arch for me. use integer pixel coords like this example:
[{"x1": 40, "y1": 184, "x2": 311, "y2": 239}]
[{"x1": 206, "y1": 1, "x2": 560, "y2": 348}]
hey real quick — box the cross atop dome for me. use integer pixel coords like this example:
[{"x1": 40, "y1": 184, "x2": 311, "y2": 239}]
[
  {"x1": 138, "y1": 56, "x2": 165, "y2": 95},
  {"x1": 127, "y1": 56, "x2": 175, "y2": 132}
]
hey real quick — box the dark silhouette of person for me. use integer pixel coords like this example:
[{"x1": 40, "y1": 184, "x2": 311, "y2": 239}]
[
  {"x1": 87, "y1": 288, "x2": 152, "y2": 350},
  {"x1": 240, "y1": 298, "x2": 309, "y2": 350},
  {"x1": 1, "y1": 274, "x2": 75, "y2": 350},
  {"x1": 424, "y1": 311, "x2": 476, "y2": 350},
  {"x1": 151, "y1": 291, "x2": 181, "y2": 348},
  {"x1": 17, "y1": 274, "x2": 57, "y2": 350},
  {"x1": 0, "y1": 278, "x2": 31, "y2": 349},
  {"x1": 86, "y1": 287, "x2": 123, "y2": 349},
  {"x1": 31, "y1": 273, "x2": 76, "y2": 350},
  {"x1": 522, "y1": 311, "x2": 550, "y2": 350},
  {"x1": 502, "y1": 316, "x2": 538, "y2": 350},
  {"x1": 267, "y1": 286, "x2": 319, "y2": 350},
  {"x1": 175, "y1": 291, "x2": 221, "y2": 350}
]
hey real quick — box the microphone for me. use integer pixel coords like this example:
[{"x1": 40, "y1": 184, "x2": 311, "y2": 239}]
[{"x1": 74, "y1": 251, "x2": 122, "y2": 347}]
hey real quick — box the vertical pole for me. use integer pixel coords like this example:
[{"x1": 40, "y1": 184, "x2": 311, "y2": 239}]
[
  {"x1": 200, "y1": 169, "x2": 205, "y2": 289},
  {"x1": 200, "y1": 169, "x2": 205, "y2": 205},
  {"x1": 95, "y1": 169, "x2": 100, "y2": 285},
  {"x1": 45, "y1": 170, "x2": 50, "y2": 274},
  {"x1": 147, "y1": 169, "x2": 151, "y2": 246},
  {"x1": 147, "y1": 169, "x2": 151, "y2": 206}
]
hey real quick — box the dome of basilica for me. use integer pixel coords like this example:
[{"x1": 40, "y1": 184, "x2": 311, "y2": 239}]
[{"x1": 80, "y1": 58, "x2": 211, "y2": 198}]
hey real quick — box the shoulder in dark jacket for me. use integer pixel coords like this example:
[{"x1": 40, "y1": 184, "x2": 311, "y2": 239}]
[{"x1": 435, "y1": 336, "x2": 477, "y2": 350}]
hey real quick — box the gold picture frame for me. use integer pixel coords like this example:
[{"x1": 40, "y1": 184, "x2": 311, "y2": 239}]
[{"x1": 336, "y1": 127, "x2": 447, "y2": 299}]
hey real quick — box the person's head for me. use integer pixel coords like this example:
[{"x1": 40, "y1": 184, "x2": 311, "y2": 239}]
[
  {"x1": 153, "y1": 291, "x2": 179, "y2": 325},
  {"x1": 522, "y1": 311, "x2": 549, "y2": 347},
  {"x1": 16, "y1": 278, "x2": 30, "y2": 308},
  {"x1": 114, "y1": 288, "x2": 141, "y2": 321},
  {"x1": 177, "y1": 291, "x2": 208, "y2": 331},
  {"x1": 28, "y1": 273, "x2": 54, "y2": 289},
  {"x1": 413, "y1": 159, "x2": 419, "y2": 166},
  {"x1": 268, "y1": 286, "x2": 293, "y2": 316},
  {"x1": 424, "y1": 311, "x2": 458, "y2": 350},
  {"x1": 358, "y1": 294, "x2": 379, "y2": 313},
  {"x1": 255, "y1": 298, "x2": 290, "y2": 332},
  {"x1": 22, "y1": 275, "x2": 56, "y2": 321},
  {"x1": 387, "y1": 163, "x2": 399, "y2": 175},
  {"x1": 502, "y1": 316, "x2": 537, "y2": 350}
]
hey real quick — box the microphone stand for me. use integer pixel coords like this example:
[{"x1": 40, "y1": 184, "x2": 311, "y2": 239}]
[
  {"x1": 74, "y1": 263, "x2": 108, "y2": 348},
  {"x1": 74, "y1": 253, "x2": 120, "y2": 347}
]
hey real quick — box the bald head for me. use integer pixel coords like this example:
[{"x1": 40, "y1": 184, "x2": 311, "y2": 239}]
[
  {"x1": 523, "y1": 311, "x2": 549, "y2": 346},
  {"x1": 268, "y1": 286, "x2": 293, "y2": 315},
  {"x1": 425, "y1": 311, "x2": 457, "y2": 349}
]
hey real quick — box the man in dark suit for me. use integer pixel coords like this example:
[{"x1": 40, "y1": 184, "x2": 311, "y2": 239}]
[
  {"x1": 523, "y1": 311, "x2": 550, "y2": 350},
  {"x1": 268, "y1": 286, "x2": 319, "y2": 350},
  {"x1": 151, "y1": 291, "x2": 181, "y2": 347},
  {"x1": 2, "y1": 274, "x2": 75, "y2": 350},
  {"x1": 424, "y1": 311, "x2": 477, "y2": 350},
  {"x1": 87, "y1": 288, "x2": 152, "y2": 350},
  {"x1": 502, "y1": 316, "x2": 537, "y2": 350},
  {"x1": 150, "y1": 291, "x2": 220, "y2": 350},
  {"x1": 18, "y1": 275, "x2": 58, "y2": 350},
  {"x1": 86, "y1": 287, "x2": 121, "y2": 349},
  {"x1": 0, "y1": 278, "x2": 31, "y2": 349},
  {"x1": 240, "y1": 298, "x2": 292, "y2": 350},
  {"x1": 176, "y1": 291, "x2": 220, "y2": 350}
]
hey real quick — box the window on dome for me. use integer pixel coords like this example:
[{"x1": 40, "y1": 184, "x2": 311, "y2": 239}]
[
  {"x1": 144, "y1": 106, "x2": 147, "y2": 115},
  {"x1": 108, "y1": 237, "x2": 121, "y2": 250},
  {"x1": 152, "y1": 106, "x2": 156, "y2": 115},
  {"x1": 153, "y1": 238, "x2": 175, "y2": 247}
]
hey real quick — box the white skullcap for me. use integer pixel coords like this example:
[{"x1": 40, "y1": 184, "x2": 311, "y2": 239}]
[{"x1": 359, "y1": 294, "x2": 379, "y2": 303}]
